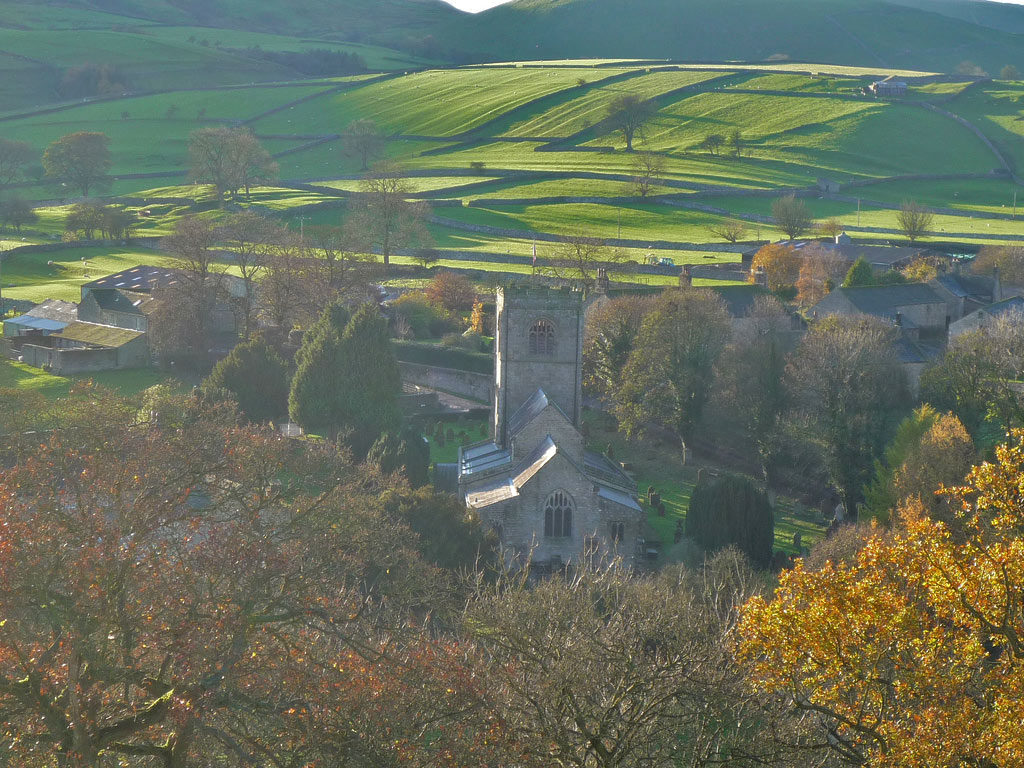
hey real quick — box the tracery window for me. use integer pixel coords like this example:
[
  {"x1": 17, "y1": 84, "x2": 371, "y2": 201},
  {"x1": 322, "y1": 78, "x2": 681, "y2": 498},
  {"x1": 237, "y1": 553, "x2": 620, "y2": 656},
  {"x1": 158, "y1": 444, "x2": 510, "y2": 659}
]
[
  {"x1": 529, "y1": 319, "x2": 555, "y2": 356},
  {"x1": 544, "y1": 489, "x2": 574, "y2": 538}
]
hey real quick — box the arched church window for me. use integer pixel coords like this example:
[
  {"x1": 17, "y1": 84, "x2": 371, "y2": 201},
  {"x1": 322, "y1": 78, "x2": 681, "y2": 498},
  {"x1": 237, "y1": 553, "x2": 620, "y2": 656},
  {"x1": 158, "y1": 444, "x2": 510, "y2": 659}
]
[
  {"x1": 529, "y1": 318, "x2": 555, "y2": 356},
  {"x1": 544, "y1": 489, "x2": 574, "y2": 538}
]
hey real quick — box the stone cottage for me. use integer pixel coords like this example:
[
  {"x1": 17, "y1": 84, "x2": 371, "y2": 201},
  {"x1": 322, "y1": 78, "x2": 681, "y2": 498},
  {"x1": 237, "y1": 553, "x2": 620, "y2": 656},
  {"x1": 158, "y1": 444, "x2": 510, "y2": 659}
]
[{"x1": 457, "y1": 284, "x2": 642, "y2": 568}]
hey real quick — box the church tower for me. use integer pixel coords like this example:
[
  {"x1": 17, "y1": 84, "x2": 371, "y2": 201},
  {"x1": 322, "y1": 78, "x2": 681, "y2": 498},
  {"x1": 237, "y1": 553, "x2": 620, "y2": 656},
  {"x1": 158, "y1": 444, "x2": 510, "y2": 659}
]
[{"x1": 492, "y1": 284, "x2": 585, "y2": 445}]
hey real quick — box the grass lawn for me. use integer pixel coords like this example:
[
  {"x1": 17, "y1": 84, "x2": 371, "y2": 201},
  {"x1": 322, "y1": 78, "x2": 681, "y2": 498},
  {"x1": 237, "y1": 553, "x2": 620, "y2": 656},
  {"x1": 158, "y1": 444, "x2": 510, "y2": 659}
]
[
  {"x1": 0, "y1": 359, "x2": 172, "y2": 399},
  {"x1": 584, "y1": 409, "x2": 824, "y2": 562}
]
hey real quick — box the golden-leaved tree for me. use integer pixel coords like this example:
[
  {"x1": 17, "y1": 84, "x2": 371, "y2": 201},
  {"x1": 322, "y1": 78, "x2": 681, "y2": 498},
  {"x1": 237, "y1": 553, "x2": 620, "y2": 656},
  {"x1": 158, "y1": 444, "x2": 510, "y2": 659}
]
[{"x1": 737, "y1": 430, "x2": 1024, "y2": 766}]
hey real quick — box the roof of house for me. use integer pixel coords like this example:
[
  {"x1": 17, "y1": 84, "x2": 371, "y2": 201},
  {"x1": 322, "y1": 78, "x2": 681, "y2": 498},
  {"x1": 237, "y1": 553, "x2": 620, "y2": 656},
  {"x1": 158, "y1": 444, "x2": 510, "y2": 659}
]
[
  {"x1": 792, "y1": 239, "x2": 924, "y2": 268},
  {"x1": 934, "y1": 272, "x2": 996, "y2": 300},
  {"x1": 711, "y1": 284, "x2": 770, "y2": 319},
  {"x1": 54, "y1": 321, "x2": 145, "y2": 348},
  {"x1": 82, "y1": 265, "x2": 181, "y2": 295},
  {"x1": 465, "y1": 436, "x2": 558, "y2": 509},
  {"x1": 814, "y1": 283, "x2": 945, "y2": 318},
  {"x1": 981, "y1": 296, "x2": 1024, "y2": 319},
  {"x1": 20, "y1": 299, "x2": 78, "y2": 324}
]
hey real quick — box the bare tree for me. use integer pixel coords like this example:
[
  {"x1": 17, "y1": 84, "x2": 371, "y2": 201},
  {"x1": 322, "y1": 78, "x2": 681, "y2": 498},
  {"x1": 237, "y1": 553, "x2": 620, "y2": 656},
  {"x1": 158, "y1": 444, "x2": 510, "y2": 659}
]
[
  {"x1": 218, "y1": 211, "x2": 289, "y2": 336},
  {"x1": 544, "y1": 229, "x2": 618, "y2": 286},
  {"x1": 342, "y1": 118, "x2": 385, "y2": 171},
  {"x1": 896, "y1": 199, "x2": 934, "y2": 243},
  {"x1": 188, "y1": 126, "x2": 277, "y2": 203},
  {"x1": 629, "y1": 151, "x2": 665, "y2": 198},
  {"x1": 708, "y1": 219, "x2": 747, "y2": 243},
  {"x1": 700, "y1": 133, "x2": 724, "y2": 155},
  {"x1": 816, "y1": 216, "x2": 844, "y2": 240},
  {"x1": 771, "y1": 193, "x2": 812, "y2": 240},
  {"x1": 152, "y1": 216, "x2": 225, "y2": 365},
  {"x1": 345, "y1": 160, "x2": 430, "y2": 271},
  {"x1": 42, "y1": 132, "x2": 111, "y2": 197},
  {"x1": 605, "y1": 93, "x2": 656, "y2": 151}
]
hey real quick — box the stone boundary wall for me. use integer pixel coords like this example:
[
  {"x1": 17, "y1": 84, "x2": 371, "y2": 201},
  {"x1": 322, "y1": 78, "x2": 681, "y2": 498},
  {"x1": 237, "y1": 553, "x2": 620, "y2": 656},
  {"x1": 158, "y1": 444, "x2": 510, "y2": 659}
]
[{"x1": 398, "y1": 361, "x2": 493, "y2": 404}]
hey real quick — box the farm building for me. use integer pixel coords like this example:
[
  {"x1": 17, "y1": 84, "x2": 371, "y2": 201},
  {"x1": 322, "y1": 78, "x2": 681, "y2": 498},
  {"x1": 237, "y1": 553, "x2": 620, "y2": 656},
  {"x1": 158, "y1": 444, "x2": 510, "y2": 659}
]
[
  {"x1": 455, "y1": 285, "x2": 643, "y2": 569},
  {"x1": 2, "y1": 299, "x2": 78, "y2": 338},
  {"x1": 869, "y1": 77, "x2": 908, "y2": 97},
  {"x1": 929, "y1": 269, "x2": 1004, "y2": 321},
  {"x1": 19, "y1": 321, "x2": 149, "y2": 374}
]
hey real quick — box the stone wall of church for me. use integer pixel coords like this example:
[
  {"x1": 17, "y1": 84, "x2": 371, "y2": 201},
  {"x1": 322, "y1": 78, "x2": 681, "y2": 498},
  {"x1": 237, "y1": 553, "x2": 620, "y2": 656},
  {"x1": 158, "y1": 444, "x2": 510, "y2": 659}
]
[
  {"x1": 494, "y1": 285, "x2": 585, "y2": 443},
  {"x1": 475, "y1": 455, "x2": 640, "y2": 567},
  {"x1": 509, "y1": 405, "x2": 584, "y2": 464}
]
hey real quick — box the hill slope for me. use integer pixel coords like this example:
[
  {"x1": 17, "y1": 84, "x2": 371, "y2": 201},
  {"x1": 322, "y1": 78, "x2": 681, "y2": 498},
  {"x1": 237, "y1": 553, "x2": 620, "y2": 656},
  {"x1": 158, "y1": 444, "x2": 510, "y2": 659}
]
[{"x1": 436, "y1": 0, "x2": 1024, "y2": 74}]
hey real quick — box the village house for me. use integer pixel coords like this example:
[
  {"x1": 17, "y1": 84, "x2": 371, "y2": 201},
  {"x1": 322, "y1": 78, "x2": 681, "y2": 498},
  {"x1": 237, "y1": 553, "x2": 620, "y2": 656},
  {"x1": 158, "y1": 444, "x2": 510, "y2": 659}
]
[
  {"x1": 929, "y1": 268, "x2": 1004, "y2": 322},
  {"x1": 949, "y1": 295, "x2": 1024, "y2": 338},
  {"x1": 809, "y1": 282, "x2": 949, "y2": 339},
  {"x1": 455, "y1": 284, "x2": 643, "y2": 569}
]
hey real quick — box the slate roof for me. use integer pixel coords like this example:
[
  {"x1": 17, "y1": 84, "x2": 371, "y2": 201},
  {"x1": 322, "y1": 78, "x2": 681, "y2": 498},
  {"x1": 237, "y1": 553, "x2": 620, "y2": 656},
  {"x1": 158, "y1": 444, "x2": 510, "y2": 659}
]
[
  {"x1": 89, "y1": 288, "x2": 144, "y2": 315},
  {"x1": 82, "y1": 265, "x2": 181, "y2": 296},
  {"x1": 465, "y1": 436, "x2": 558, "y2": 509},
  {"x1": 54, "y1": 321, "x2": 145, "y2": 348},
  {"x1": 814, "y1": 283, "x2": 944, "y2": 319},
  {"x1": 508, "y1": 389, "x2": 549, "y2": 437},
  {"x1": 459, "y1": 440, "x2": 512, "y2": 477},
  {"x1": 934, "y1": 273, "x2": 996, "y2": 300},
  {"x1": 597, "y1": 486, "x2": 642, "y2": 512},
  {"x1": 980, "y1": 296, "x2": 1024, "y2": 319},
  {"x1": 711, "y1": 284, "x2": 769, "y2": 319},
  {"x1": 22, "y1": 299, "x2": 78, "y2": 324},
  {"x1": 792, "y1": 239, "x2": 924, "y2": 268}
]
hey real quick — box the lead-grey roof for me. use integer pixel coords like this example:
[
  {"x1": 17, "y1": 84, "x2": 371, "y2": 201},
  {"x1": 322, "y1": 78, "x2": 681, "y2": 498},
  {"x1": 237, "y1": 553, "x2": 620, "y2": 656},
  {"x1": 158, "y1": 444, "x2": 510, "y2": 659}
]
[
  {"x1": 982, "y1": 296, "x2": 1024, "y2": 319},
  {"x1": 459, "y1": 440, "x2": 512, "y2": 477},
  {"x1": 508, "y1": 388, "x2": 549, "y2": 437},
  {"x1": 814, "y1": 283, "x2": 944, "y2": 318},
  {"x1": 465, "y1": 436, "x2": 558, "y2": 509},
  {"x1": 583, "y1": 450, "x2": 634, "y2": 491},
  {"x1": 935, "y1": 273, "x2": 996, "y2": 300},
  {"x1": 597, "y1": 486, "x2": 642, "y2": 512}
]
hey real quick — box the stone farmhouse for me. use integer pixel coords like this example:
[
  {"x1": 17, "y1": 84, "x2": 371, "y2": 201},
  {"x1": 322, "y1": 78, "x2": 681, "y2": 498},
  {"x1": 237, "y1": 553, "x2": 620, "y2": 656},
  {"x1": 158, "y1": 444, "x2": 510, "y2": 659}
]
[
  {"x1": 456, "y1": 284, "x2": 643, "y2": 569},
  {"x1": 809, "y1": 282, "x2": 949, "y2": 339},
  {"x1": 949, "y1": 295, "x2": 1024, "y2": 338}
]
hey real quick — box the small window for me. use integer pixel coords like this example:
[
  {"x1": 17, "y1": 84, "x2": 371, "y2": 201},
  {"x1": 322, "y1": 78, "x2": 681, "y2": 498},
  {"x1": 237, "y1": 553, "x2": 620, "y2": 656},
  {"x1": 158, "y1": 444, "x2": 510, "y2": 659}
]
[
  {"x1": 610, "y1": 521, "x2": 625, "y2": 543},
  {"x1": 544, "y1": 489, "x2": 574, "y2": 538},
  {"x1": 529, "y1": 319, "x2": 555, "y2": 356}
]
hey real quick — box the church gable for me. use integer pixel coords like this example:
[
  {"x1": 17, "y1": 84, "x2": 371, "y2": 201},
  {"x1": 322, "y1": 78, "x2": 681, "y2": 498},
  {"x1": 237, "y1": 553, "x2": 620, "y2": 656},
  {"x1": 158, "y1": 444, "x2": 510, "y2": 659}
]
[{"x1": 508, "y1": 389, "x2": 582, "y2": 463}]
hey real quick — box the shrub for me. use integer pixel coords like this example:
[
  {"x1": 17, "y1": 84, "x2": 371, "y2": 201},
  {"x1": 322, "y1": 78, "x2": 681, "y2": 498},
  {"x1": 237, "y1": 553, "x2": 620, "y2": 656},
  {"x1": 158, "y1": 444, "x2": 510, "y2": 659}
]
[
  {"x1": 391, "y1": 291, "x2": 451, "y2": 339},
  {"x1": 685, "y1": 472, "x2": 774, "y2": 568},
  {"x1": 203, "y1": 338, "x2": 289, "y2": 423}
]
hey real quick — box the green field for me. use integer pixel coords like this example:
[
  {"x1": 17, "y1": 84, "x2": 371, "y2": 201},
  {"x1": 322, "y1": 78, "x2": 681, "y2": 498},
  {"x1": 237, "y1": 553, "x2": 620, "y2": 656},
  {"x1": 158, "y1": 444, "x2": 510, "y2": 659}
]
[{"x1": 0, "y1": 360, "x2": 170, "y2": 399}]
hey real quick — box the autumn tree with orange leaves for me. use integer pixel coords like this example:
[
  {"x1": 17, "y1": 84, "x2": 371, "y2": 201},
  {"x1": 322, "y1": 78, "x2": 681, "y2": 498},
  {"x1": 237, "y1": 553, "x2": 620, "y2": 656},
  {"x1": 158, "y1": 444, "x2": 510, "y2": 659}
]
[
  {"x1": 749, "y1": 243, "x2": 801, "y2": 293},
  {"x1": 0, "y1": 386, "x2": 488, "y2": 767},
  {"x1": 737, "y1": 429, "x2": 1024, "y2": 767}
]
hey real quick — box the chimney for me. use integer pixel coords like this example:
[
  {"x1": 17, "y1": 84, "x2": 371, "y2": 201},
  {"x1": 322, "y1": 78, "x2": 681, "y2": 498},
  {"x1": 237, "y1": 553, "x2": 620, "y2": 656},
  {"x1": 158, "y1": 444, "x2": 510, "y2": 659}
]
[
  {"x1": 753, "y1": 265, "x2": 767, "y2": 287},
  {"x1": 679, "y1": 265, "x2": 693, "y2": 288},
  {"x1": 894, "y1": 311, "x2": 903, "y2": 327},
  {"x1": 595, "y1": 267, "x2": 609, "y2": 293}
]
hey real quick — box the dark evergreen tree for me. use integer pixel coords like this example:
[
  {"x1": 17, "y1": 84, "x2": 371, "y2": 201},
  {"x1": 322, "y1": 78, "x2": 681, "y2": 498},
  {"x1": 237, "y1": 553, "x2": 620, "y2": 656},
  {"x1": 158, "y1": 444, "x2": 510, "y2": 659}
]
[
  {"x1": 203, "y1": 337, "x2": 289, "y2": 423},
  {"x1": 288, "y1": 301, "x2": 351, "y2": 436},
  {"x1": 368, "y1": 424, "x2": 430, "y2": 488},
  {"x1": 685, "y1": 473, "x2": 774, "y2": 568},
  {"x1": 337, "y1": 303, "x2": 402, "y2": 457}
]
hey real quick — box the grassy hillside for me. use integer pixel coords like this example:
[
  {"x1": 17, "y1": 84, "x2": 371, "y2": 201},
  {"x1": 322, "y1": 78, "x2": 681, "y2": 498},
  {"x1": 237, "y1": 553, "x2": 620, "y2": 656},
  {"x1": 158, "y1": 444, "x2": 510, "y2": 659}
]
[{"x1": 437, "y1": 0, "x2": 1024, "y2": 75}]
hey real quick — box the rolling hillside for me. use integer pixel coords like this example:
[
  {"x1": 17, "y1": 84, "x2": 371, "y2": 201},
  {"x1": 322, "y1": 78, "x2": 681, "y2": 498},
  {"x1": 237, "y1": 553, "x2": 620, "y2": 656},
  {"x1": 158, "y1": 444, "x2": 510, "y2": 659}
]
[{"x1": 437, "y1": 0, "x2": 1024, "y2": 74}]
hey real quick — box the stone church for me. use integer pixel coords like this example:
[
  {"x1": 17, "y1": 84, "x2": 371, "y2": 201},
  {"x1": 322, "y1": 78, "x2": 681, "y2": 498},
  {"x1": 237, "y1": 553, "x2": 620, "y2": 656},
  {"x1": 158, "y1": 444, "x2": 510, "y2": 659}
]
[{"x1": 457, "y1": 284, "x2": 642, "y2": 567}]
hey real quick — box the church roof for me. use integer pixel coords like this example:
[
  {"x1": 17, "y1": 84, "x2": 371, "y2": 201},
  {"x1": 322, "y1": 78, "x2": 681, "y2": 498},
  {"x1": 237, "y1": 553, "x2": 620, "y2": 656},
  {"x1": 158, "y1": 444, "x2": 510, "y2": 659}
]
[
  {"x1": 507, "y1": 388, "x2": 573, "y2": 440},
  {"x1": 459, "y1": 440, "x2": 512, "y2": 477},
  {"x1": 465, "y1": 436, "x2": 559, "y2": 509},
  {"x1": 597, "y1": 486, "x2": 642, "y2": 512}
]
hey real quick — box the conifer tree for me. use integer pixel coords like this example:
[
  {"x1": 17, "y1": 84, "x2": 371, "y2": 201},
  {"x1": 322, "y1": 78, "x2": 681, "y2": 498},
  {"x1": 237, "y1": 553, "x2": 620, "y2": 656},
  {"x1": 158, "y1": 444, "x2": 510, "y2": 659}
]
[
  {"x1": 289, "y1": 301, "x2": 351, "y2": 436},
  {"x1": 204, "y1": 337, "x2": 289, "y2": 423}
]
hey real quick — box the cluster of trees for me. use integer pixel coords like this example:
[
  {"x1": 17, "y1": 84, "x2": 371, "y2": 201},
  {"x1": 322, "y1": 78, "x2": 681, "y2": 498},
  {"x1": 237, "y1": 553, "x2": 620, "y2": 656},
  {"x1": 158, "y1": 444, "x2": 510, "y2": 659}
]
[
  {"x1": 6, "y1": 370, "x2": 1021, "y2": 767},
  {"x1": 58, "y1": 62, "x2": 129, "y2": 98},
  {"x1": 588, "y1": 289, "x2": 913, "y2": 513},
  {"x1": 188, "y1": 126, "x2": 278, "y2": 203},
  {"x1": 235, "y1": 46, "x2": 367, "y2": 76},
  {"x1": 63, "y1": 200, "x2": 135, "y2": 240}
]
